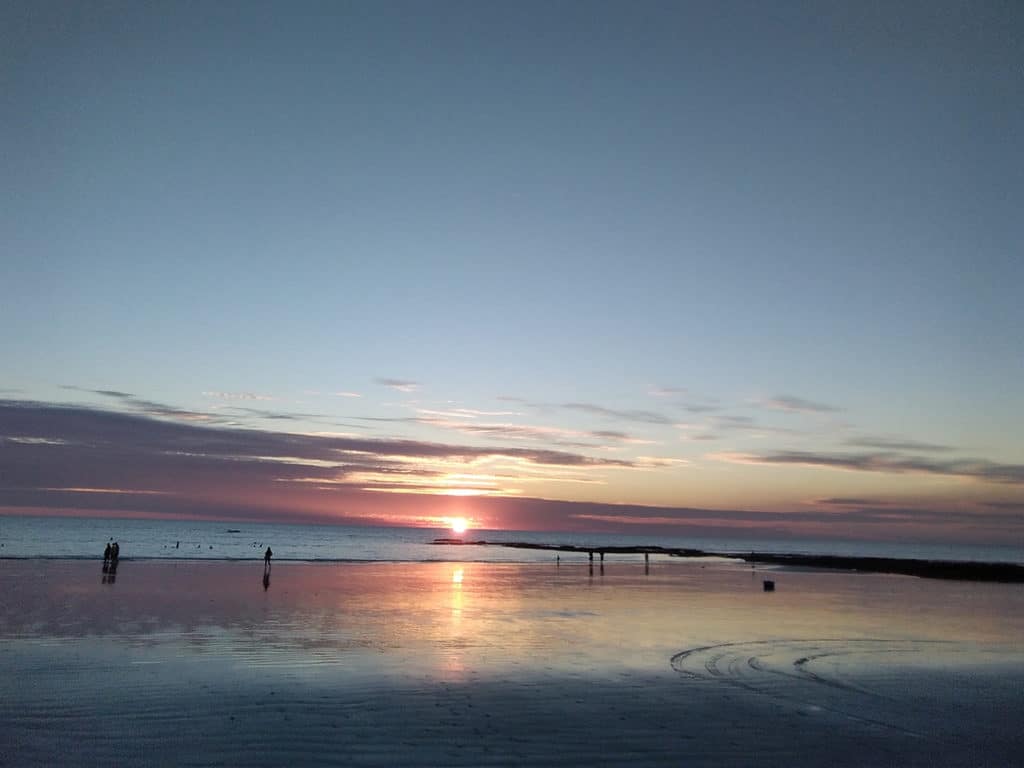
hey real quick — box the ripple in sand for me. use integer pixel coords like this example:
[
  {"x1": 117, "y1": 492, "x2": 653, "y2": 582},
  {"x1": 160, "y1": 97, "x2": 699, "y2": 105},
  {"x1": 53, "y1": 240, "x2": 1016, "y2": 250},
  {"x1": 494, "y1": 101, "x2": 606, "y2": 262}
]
[{"x1": 669, "y1": 637, "x2": 1019, "y2": 737}]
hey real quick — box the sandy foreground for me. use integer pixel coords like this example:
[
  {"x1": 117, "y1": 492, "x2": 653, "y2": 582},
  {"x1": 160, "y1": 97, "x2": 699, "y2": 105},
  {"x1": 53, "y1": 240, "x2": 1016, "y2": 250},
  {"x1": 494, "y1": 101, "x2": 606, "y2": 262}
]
[{"x1": 1, "y1": 558, "x2": 1023, "y2": 767}]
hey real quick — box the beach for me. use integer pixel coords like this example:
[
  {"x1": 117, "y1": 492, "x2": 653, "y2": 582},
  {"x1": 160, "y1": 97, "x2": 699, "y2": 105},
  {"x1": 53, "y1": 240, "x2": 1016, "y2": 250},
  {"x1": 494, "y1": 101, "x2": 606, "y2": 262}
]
[{"x1": 2, "y1": 558, "x2": 1023, "y2": 766}]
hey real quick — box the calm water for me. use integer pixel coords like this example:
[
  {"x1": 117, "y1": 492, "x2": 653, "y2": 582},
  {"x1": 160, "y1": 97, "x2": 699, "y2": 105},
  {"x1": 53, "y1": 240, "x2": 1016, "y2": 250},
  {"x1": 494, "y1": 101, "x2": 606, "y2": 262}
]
[{"x1": 1, "y1": 514, "x2": 1022, "y2": 564}]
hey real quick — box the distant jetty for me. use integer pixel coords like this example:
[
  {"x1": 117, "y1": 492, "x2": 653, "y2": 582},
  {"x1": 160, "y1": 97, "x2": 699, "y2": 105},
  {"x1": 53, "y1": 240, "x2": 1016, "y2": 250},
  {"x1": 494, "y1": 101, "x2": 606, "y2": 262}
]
[{"x1": 430, "y1": 539, "x2": 1024, "y2": 583}]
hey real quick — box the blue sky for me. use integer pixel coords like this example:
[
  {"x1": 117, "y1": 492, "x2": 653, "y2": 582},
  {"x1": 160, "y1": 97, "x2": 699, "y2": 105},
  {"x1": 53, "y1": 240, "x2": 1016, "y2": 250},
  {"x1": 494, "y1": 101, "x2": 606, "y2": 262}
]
[{"x1": 2, "y1": 1, "x2": 1022, "y2": 543}]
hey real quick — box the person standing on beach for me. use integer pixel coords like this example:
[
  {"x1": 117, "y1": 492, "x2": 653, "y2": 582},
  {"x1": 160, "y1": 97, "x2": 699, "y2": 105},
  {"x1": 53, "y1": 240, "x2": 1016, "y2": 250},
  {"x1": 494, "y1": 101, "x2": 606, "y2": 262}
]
[
  {"x1": 264, "y1": 546, "x2": 273, "y2": 568},
  {"x1": 111, "y1": 541, "x2": 120, "y2": 562},
  {"x1": 103, "y1": 542, "x2": 111, "y2": 564}
]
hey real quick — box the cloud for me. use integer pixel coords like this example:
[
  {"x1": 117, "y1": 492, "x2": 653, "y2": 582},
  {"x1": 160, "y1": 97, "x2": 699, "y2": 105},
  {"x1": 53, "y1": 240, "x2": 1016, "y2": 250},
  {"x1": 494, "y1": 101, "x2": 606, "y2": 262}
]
[
  {"x1": 649, "y1": 386, "x2": 688, "y2": 397},
  {"x1": 224, "y1": 407, "x2": 326, "y2": 421},
  {"x1": 590, "y1": 430, "x2": 630, "y2": 440},
  {"x1": 93, "y1": 389, "x2": 135, "y2": 399},
  {"x1": 716, "y1": 415, "x2": 756, "y2": 427},
  {"x1": 980, "y1": 501, "x2": 1024, "y2": 511},
  {"x1": 647, "y1": 387, "x2": 721, "y2": 414},
  {"x1": 760, "y1": 395, "x2": 840, "y2": 414},
  {"x1": 62, "y1": 385, "x2": 137, "y2": 400},
  {"x1": 814, "y1": 497, "x2": 895, "y2": 507},
  {"x1": 416, "y1": 418, "x2": 591, "y2": 446},
  {"x1": 0, "y1": 399, "x2": 636, "y2": 515},
  {"x1": 3, "y1": 399, "x2": 1021, "y2": 542},
  {"x1": 333, "y1": 392, "x2": 362, "y2": 398},
  {"x1": 203, "y1": 391, "x2": 274, "y2": 401},
  {"x1": 681, "y1": 403, "x2": 720, "y2": 414},
  {"x1": 713, "y1": 450, "x2": 1024, "y2": 485},
  {"x1": 62, "y1": 386, "x2": 217, "y2": 423},
  {"x1": 561, "y1": 500, "x2": 1022, "y2": 535},
  {"x1": 413, "y1": 414, "x2": 647, "y2": 448},
  {"x1": 561, "y1": 402, "x2": 673, "y2": 425},
  {"x1": 634, "y1": 456, "x2": 690, "y2": 468},
  {"x1": 376, "y1": 378, "x2": 420, "y2": 393},
  {"x1": 707, "y1": 415, "x2": 801, "y2": 436},
  {"x1": 844, "y1": 436, "x2": 954, "y2": 452},
  {"x1": 451, "y1": 408, "x2": 523, "y2": 418}
]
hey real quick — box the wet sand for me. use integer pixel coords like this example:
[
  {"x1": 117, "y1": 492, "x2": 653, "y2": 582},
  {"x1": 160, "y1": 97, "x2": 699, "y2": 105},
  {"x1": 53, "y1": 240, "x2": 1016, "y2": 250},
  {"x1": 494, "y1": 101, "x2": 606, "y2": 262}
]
[{"x1": 2, "y1": 559, "x2": 1023, "y2": 766}]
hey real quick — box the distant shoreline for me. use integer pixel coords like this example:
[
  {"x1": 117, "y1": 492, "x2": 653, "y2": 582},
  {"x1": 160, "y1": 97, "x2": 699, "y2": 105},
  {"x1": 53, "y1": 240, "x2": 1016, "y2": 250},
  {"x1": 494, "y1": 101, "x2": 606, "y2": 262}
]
[
  {"x1": 431, "y1": 539, "x2": 1024, "y2": 583},
  {"x1": 4, "y1": 544, "x2": 1024, "y2": 582}
]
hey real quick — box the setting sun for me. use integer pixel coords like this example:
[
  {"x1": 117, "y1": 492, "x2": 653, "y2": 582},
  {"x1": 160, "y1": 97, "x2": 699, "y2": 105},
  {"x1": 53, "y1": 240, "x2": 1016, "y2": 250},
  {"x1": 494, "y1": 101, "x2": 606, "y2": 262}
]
[{"x1": 450, "y1": 517, "x2": 468, "y2": 535}]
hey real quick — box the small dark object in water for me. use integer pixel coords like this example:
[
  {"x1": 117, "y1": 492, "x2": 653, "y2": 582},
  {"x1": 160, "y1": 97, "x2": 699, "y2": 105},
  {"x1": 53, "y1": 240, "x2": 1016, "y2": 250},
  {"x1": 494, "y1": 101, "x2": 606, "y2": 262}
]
[
  {"x1": 763, "y1": 579, "x2": 775, "y2": 592},
  {"x1": 227, "y1": 529, "x2": 241, "y2": 533}
]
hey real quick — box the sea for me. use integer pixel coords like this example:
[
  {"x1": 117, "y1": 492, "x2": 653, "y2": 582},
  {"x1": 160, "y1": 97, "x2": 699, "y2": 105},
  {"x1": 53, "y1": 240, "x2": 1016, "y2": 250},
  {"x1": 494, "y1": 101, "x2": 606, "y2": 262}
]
[{"x1": 1, "y1": 514, "x2": 1022, "y2": 564}]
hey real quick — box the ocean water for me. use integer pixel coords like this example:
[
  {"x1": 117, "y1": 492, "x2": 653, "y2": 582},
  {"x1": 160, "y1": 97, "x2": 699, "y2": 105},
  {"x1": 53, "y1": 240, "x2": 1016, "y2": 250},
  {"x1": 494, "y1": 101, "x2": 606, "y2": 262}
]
[{"x1": 1, "y1": 514, "x2": 1022, "y2": 564}]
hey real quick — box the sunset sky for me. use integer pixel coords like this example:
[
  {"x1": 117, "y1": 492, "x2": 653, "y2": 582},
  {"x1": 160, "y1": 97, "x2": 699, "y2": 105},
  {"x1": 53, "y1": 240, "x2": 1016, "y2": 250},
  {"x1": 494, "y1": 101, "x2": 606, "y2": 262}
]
[{"x1": 2, "y1": 2, "x2": 1022, "y2": 544}]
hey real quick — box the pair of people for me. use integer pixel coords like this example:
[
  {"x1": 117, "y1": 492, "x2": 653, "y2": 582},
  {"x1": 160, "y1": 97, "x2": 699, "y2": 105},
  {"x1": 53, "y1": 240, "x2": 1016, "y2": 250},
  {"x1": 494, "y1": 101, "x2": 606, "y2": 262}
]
[
  {"x1": 102, "y1": 541, "x2": 120, "y2": 578},
  {"x1": 103, "y1": 541, "x2": 120, "y2": 563}
]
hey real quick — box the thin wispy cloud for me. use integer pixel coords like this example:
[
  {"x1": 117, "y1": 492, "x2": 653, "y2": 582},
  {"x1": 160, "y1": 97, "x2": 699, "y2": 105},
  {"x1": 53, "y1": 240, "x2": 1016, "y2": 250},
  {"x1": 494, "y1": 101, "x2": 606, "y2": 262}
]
[
  {"x1": 709, "y1": 415, "x2": 801, "y2": 437},
  {"x1": 376, "y1": 378, "x2": 420, "y2": 393},
  {"x1": 93, "y1": 389, "x2": 135, "y2": 399},
  {"x1": 681, "y1": 403, "x2": 720, "y2": 414},
  {"x1": 649, "y1": 386, "x2": 688, "y2": 397},
  {"x1": 333, "y1": 391, "x2": 362, "y2": 398},
  {"x1": 981, "y1": 501, "x2": 1024, "y2": 509},
  {"x1": 452, "y1": 408, "x2": 523, "y2": 418},
  {"x1": 416, "y1": 408, "x2": 479, "y2": 420},
  {"x1": 648, "y1": 387, "x2": 720, "y2": 414},
  {"x1": 760, "y1": 395, "x2": 841, "y2": 414},
  {"x1": 40, "y1": 487, "x2": 171, "y2": 496},
  {"x1": 224, "y1": 407, "x2": 327, "y2": 421},
  {"x1": 713, "y1": 450, "x2": 1024, "y2": 485},
  {"x1": 634, "y1": 456, "x2": 690, "y2": 468},
  {"x1": 202, "y1": 391, "x2": 274, "y2": 401},
  {"x1": 61, "y1": 386, "x2": 218, "y2": 423},
  {"x1": 814, "y1": 497, "x2": 897, "y2": 507},
  {"x1": 568, "y1": 504, "x2": 1018, "y2": 531},
  {"x1": 844, "y1": 436, "x2": 954, "y2": 453},
  {"x1": 561, "y1": 402, "x2": 673, "y2": 425},
  {"x1": 413, "y1": 415, "x2": 646, "y2": 448},
  {"x1": 717, "y1": 415, "x2": 756, "y2": 427}
]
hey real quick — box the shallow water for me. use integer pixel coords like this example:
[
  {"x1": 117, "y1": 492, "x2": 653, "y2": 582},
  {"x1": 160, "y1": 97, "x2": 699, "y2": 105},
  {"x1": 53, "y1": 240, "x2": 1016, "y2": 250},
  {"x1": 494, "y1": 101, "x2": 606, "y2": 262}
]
[{"x1": 2, "y1": 559, "x2": 1023, "y2": 766}]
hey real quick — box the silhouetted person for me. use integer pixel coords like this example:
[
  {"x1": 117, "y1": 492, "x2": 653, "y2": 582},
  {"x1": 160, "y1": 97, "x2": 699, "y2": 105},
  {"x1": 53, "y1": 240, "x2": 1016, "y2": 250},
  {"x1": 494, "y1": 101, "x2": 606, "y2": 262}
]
[
  {"x1": 264, "y1": 546, "x2": 273, "y2": 569},
  {"x1": 103, "y1": 543, "x2": 111, "y2": 563},
  {"x1": 111, "y1": 541, "x2": 120, "y2": 562}
]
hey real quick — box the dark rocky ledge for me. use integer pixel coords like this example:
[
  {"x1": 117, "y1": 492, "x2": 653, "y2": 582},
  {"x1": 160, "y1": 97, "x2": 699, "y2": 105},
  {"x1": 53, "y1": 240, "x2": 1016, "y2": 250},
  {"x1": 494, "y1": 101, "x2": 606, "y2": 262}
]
[{"x1": 431, "y1": 539, "x2": 1024, "y2": 583}]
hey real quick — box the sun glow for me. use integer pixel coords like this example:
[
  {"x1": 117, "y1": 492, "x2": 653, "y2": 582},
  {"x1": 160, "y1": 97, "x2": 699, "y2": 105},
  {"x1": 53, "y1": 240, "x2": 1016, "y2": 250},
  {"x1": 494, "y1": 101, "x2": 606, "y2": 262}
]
[{"x1": 450, "y1": 517, "x2": 469, "y2": 535}]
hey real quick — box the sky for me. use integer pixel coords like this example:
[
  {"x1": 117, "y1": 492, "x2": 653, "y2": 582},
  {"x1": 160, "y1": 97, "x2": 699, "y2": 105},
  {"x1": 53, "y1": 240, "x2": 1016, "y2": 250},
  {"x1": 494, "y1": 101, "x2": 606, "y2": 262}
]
[{"x1": 2, "y1": 1, "x2": 1022, "y2": 545}]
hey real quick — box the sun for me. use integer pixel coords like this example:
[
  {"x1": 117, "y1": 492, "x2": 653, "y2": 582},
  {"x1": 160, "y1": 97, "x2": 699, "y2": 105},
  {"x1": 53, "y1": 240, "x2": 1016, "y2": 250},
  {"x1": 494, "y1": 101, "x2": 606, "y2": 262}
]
[{"x1": 450, "y1": 517, "x2": 468, "y2": 535}]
